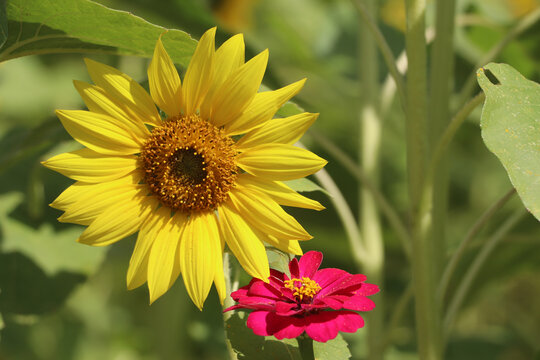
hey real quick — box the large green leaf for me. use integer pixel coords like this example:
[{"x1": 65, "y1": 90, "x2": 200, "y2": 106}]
[
  {"x1": 477, "y1": 63, "x2": 540, "y2": 221},
  {"x1": 0, "y1": 0, "x2": 196, "y2": 64},
  {"x1": 0, "y1": 192, "x2": 106, "y2": 276},
  {"x1": 0, "y1": 252, "x2": 86, "y2": 315}
]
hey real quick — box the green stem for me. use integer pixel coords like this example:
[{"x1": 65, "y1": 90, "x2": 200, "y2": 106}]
[
  {"x1": 381, "y1": 282, "x2": 414, "y2": 351},
  {"x1": 443, "y1": 209, "x2": 527, "y2": 339},
  {"x1": 351, "y1": 0, "x2": 406, "y2": 108},
  {"x1": 313, "y1": 167, "x2": 367, "y2": 265},
  {"x1": 357, "y1": 1, "x2": 385, "y2": 359},
  {"x1": 437, "y1": 188, "x2": 516, "y2": 302},
  {"x1": 308, "y1": 130, "x2": 411, "y2": 259},
  {"x1": 428, "y1": 0, "x2": 457, "y2": 279},
  {"x1": 457, "y1": 7, "x2": 540, "y2": 109},
  {"x1": 405, "y1": 0, "x2": 442, "y2": 359},
  {"x1": 222, "y1": 252, "x2": 238, "y2": 360},
  {"x1": 297, "y1": 334, "x2": 315, "y2": 360},
  {"x1": 428, "y1": 92, "x2": 485, "y2": 177}
]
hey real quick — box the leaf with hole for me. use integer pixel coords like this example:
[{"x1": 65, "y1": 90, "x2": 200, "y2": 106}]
[{"x1": 477, "y1": 63, "x2": 540, "y2": 221}]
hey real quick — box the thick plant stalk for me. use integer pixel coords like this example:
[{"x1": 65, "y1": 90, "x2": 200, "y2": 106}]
[
  {"x1": 429, "y1": 0, "x2": 456, "y2": 279},
  {"x1": 357, "y1": 1, "x2": 384, "y2": 359},
  {"x1": 405, "y1": 0, "x2": 443, "y2": 359}
]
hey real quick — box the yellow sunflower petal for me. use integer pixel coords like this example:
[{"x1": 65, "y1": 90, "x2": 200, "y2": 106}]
[
  {"x1": 236, "y1": 112, "x2": 318, "y2": 149},
  {"x1": 213, "y1": 251, "x2": 226, "y2": 305},
  {"x1": 148, "y1": 35, "x2": 183, "y2": 117},
  {"x1": 211, "y1": 49, "x2": 268, "y2": 128},
  {"x1": 127, "y1": 207, "x2": 171, "y2": 290},
  {"x1": 218, "y1": 202, "x2": 270, "y2": 281},
  {"x1": 252, "y1": 226, "x2": 304, "y2": 256},
  {"x1": 51, "y1": 172, "x2": 142, "y2": 211},
  {"x1": 56, "y1": 110, "x2": 142, "y2": 155},
  {"x1": 236, "y1": 174, "x2": 324, "y2": 210},
  {"x1": 182, "y1": 27, "x2": 216, "y2": 115},
  {"x1": 84, "y1": 58, "x2": 161, "y2": 126},
  {"x1": 73, "y1": 80, "x2": 150, "y2": 140},
  {"x1": 200, "y1": 33, "x2": 245, "y2": 121},
  {"x1": 148, "y1": 211, "x2": 186, "y2": 304},
  {"x1": 78, "y1": 193, "x2": 158, "y2": 246},
  {"x1": 224, "y1": 78, "x2": 306, "y2": 135},
  {"x1": 59, "y1": 183, "x2": 145, "y2": 226},
  {"x1": 228, "y1": 186, "x2": 312, "y2": 240},
  {"x1": 42, "y1": 148, "x2": 138, "y2": 183},
  {"x1": 236, "y1": 143, "x2": 327, "y2": 181},
  {"x1": 50, "y1": 182, "x2": 92, "y2": 210},
  {"x1": 179, "y1": 211, "x2": 221, "y2": 310}
]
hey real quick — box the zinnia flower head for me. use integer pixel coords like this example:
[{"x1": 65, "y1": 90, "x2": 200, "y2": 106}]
[
  {"x1": 42, "y1": 28, "x2": 326, "y2": 309},
  {"x1": 224, "y1": 251, "x2": 379, "y2": 342}
]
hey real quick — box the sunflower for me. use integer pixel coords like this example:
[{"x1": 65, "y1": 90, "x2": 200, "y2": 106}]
[{"x1": 42, "y1": 28, "x2": 326, "y2": 309}]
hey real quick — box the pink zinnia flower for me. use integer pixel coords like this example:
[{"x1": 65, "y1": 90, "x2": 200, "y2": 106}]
[{"x1": 224, "y1": 251, "x2": 379, "y2": 342}]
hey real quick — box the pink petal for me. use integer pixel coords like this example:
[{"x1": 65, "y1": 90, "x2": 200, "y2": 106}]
[
  {"x1": 248, "y1": 280, "x2": 282, "y2": 299},
  {"x1": 305, "y1": 311, "x2": 365, "y2": 342},
  {"x1": 289, "y1": 258, "x2": 300, "y2": 279},
  {"x1": 275, "y1": 301, "x2": 302, "y2": 316},
  {"x1": 298, "y1": 251, "x2": 323, "y2": 278},
  {"x1": 246, "y1": 311, "x2": 306, "y2": 339},
  {"x1": 269, "y1": 269, "x2": 287, "y2": 287},
  {"x1": 230, "y1": 287, "x2": 249, "y2": 300},
  {"x1": 314, "y1": 269, "x2": 353, "y2": 297},
  {"x1": 318, "y1": 295, "x2": 348, "y2": 310},
  {"x1": 343, "y1": 296, "x2": 376, "y2": 311},
  {"x1": 355, "y1": 283, "x2": 380, "y2": 296},
  {"x1": 312, "y1": 268, "x2": 349, "y2": 289},
  {"x1": 336, "y1": 274, "x2": 368, "y2": 294}
]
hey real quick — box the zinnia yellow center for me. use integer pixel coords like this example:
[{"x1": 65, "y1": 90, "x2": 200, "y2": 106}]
[
  {"x1": 140, "y1": 114, "x2": 238, "y2": 212},
  {"x1": 284, "y1": 277, "x2": 321, "y2": 301}
]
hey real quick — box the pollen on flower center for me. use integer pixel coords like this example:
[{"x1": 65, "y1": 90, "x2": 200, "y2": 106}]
[
  {"x1": 139, "y1": 114, "x2": 238, "y2": 212},
  {"x1": 284, "y1": 277, "x2": 321, "y2": 301}
]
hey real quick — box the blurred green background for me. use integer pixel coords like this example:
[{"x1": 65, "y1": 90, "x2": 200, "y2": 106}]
[{"x1": 1, "y1": 0, "x2": 540, "y2": 359}]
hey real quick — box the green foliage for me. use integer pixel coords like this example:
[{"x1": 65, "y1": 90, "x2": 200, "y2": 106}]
[
  {"x1": 0, "y1": 0, "x2": 7, "y2": 48},
  {"x1": 478, "y1": 63, "x2": 540, "y2": 221},
  {"x1": 0, "y1": 0, "x2": 196, "y2": 64},
  {"x1": 225, "y1": 312, "x2": 351, "y2": 360},
  {"x1": 285, "y1": 178, "x2": 328, "y2": 195}
]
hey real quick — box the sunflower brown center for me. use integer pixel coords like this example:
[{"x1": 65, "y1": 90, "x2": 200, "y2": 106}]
[{"x1": 139, "y1": 114, "x2": 237, "y2": 212}]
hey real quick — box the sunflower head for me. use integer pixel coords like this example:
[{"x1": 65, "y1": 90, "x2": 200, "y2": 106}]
[{"x1": 43, "y1": 27, "x2": 326, "y2": 309}]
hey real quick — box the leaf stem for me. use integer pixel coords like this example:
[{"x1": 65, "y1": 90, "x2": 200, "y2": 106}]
[
  {"x1": 437, "y1": 188, "x2": 516, "y2": 302},
  {"x1": 308, "y1": 130, "x2": 411, "y2": 259},
  {"x1": 312, "y1": 167, "x2": 367, "y2": 265},
  {"x1": 351, "y1": 0, "x2": 406, "y2": 108},
  {"x1": 428, "y1": 92, "x2": 485, "y2": 179},
  {"x1": 443, "y1": 209, "x2": 527, "y2": 339},
  {"x1": 457, "y1": 7, "x2": 540, "y2": 109}
]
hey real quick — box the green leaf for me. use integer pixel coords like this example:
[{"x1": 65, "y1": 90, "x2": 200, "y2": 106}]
[
  {"x1": 0, "y1": 0, "x2": 7, "y2": 48},
  {"x1": 0, "y1": 192, "x2": 106, "y2": 276},
  {"x1": 0, "y1": 252, "x2": 86, "y2": 315},
  {"x1": 313, "y1": 334, "x2": 351, "y2": 360},
  {"x1": 477, "y1": 63, "x2": 540, "y2": 221},
  {"x1": 226, "y1": 312, "x2": 301, "y2": 360},
  {"x1": 0, "y1": 0, "x2": 196, "y2": 64},
  {"x1": 284, "y1": 178, "x2": 328, "y2": 195}
]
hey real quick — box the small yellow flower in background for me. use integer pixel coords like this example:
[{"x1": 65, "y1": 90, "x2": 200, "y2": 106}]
[
  {"x1": 213, "y1": 0, "x2": 259, "y2": 31},
  {"x1": 42, "y1": 28, "x2": 326, "y2": 309}
]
